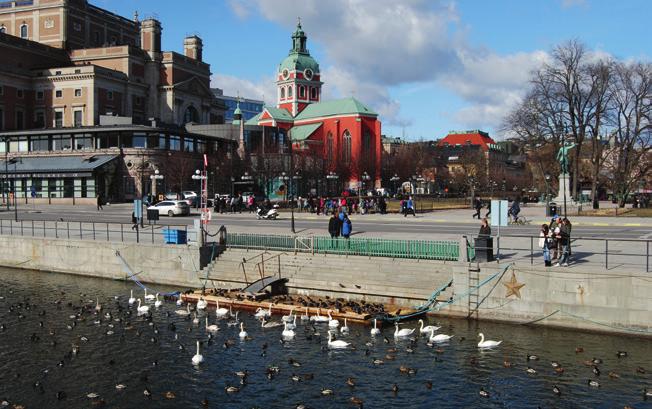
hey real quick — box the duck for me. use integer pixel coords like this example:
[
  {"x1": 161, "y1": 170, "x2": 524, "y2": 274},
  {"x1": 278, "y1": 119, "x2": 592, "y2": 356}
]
[
  {"x1": 191, "y1": 341, "x2": 203, "y2": 365},
  {"x1": 477, "y1": 333, "x2": 502, "y2": 348},
  {"x1": 428, "y1": 329, "x2": 453, "y2": 343},
  {"x1": 370, "y1": 318, "x2": 381, "y2": 336},
  {"x1": 340, "y1": 318, "x2": 350, "y2": 334},
  {"x1": 526, "y1": 354, "x2": 539, "y2": 361},
  {"x1": 238, "y1": 323, "x2": 248, "y2": 339},
  {"x1": 215, "y1": 300, "x2": 229, "y2": 318},
  {"x1": 418, "y1": 319, "x2": 440, "y2": 334},
  {"x1": 260, "y1": 318, "x2": 283, "y2": 328},
  {"x1": 175, "y1": 304, "x2": 190, "y2": 316},
  {"x1": 154, "y1": 293, "x2": 162, "y2": 308},
  {"x1": 282, "y1": 308, "x2": 294, "y2": 323},
  {"x1": 196, "y1": 297, "x2": 208, "y2": 310},
  {"x1": 616, "y1": 351, "x2": 628, "y2": 358},
  {"x1": 136, "y1": 299, "x2": 149, "y2": 314},
  {"x1": 282, "y1": 322, "x2": 295, "y2": 338},
  {"x1": 587, "y1": 379, "x2": 600, "y2": 388},
  {"x1": 644, "y1": 388, "x2": 652, "y2": 400},
  {"x1": 526, "y1": 367, "x2": 537, "y2": 374},
  {"x1": 205, "y1": 317, "x2": 219, "y2": 333},
  {"x1": 254, "y1": 303, "x2": 272, "y2": 319},
  {"x1": 327, "y1": 331, "x2": 350, "y2": 349},
  {"x1": 327, "y1": 310, "x2": 339, "y2": 328},
  {"x1": 394, "y1": 323, "x2": 415, "y2": 338},
  {"x1": 553, "y1": 385, "x2": 561, "y2": 396},
  {"x1": 479, "y1": 388, "x2": 490, "y2": 398},
  {"x1": 144, "y1": 288, "x2": 155, "y2": 301}
]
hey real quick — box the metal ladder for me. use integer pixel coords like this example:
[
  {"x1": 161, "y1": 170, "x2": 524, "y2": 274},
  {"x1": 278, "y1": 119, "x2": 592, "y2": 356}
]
[{"x1": 467, "y1": 263, "x2": 481, "y2": 319}]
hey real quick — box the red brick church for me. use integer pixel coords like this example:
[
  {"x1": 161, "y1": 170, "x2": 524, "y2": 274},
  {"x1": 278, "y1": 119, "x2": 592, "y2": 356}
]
[{"x1": 248, "y1": 22, "x2": 382, "y2": 188}]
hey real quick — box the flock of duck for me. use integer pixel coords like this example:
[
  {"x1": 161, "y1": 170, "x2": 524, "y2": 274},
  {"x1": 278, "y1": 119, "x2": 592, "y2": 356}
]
[{"x1": 0, "y1": 285, "x2": 650, "y2": 408}]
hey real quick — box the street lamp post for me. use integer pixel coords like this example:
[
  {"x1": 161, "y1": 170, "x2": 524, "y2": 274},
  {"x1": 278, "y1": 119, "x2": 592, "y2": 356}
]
[
  {"x1": 149, "y1": 169, "x2": 164, "y2": 204},
  {"x1": 8, "y1": 158, "x2": 22, "y2": 221},
  {"x1": 192, "y1": 169, "x2": 208, "y2": 244},
  {"x1": 279, "y1": 172, "x2": 289, "y2": 202},
  {"x1": 359, "y1": 171, "x2": 370, "y2": 214},
  {"x1": 544, "y1": 173, "x2": 551, "y2": 215}
]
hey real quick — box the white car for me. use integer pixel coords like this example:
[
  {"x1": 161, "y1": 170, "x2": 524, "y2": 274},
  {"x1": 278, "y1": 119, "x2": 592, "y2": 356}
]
[{"x1": 148, "y1": 200, "x2": 190, "y2": 217}]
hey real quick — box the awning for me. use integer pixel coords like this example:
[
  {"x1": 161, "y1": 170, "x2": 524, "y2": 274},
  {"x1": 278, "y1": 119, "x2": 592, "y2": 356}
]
[
  {"x1": 289, "y1": 122, "x2": 322, "y2": 141},
  {"x1": 0, "y1": 154, "x2": 119, "y2": 178}
]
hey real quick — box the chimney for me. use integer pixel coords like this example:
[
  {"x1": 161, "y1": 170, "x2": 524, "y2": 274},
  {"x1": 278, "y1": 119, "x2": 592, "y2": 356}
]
[
  {"x1": 184, "y1": 36, "x2": 203, "y2": 61},
  {"x1": 140, "y1": 19, "x2": 162, "y2": 54}
]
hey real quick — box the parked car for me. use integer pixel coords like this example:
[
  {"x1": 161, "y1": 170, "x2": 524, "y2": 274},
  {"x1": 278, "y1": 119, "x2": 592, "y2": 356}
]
[
  {"x1": 147, "y1": 200, "x2": 190, "y2": 217},
  {"x1": 165, "y1": 192, "x2": 180, "y2": 200}
]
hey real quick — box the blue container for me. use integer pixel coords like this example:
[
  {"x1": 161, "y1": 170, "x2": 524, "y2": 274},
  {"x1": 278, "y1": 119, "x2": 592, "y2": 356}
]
[{"x1": 162, "y1": 229, "x2": 187, "y2": 244}]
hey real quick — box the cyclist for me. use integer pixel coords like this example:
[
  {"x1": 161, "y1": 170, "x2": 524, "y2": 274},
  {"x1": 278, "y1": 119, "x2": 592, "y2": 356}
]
[{"x1": 508, "y1": 198, "x2": 521, "y2": 223}]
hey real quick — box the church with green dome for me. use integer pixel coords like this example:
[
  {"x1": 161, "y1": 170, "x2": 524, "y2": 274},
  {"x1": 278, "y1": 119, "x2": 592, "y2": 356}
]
[{"x1": 247, "y1": 21, "x2": 382, "y2": 188}]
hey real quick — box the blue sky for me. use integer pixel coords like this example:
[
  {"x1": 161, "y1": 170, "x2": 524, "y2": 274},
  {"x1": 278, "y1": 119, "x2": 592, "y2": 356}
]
[{"x1": 96, "y1": 0, "x2": 650, "y2": 140}]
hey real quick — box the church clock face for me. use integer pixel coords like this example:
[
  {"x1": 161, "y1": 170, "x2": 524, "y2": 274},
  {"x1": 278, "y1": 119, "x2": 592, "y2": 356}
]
[
  {"x1": 282, "y1": 69, "x2": 290, "y2": 80},
  {"x1": 304, "y1": 68, "x2": 313, "y2": 80}
]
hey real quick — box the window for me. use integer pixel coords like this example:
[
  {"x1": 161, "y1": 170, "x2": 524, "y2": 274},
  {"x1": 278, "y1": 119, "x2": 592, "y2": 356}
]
[
  {"x1": 94, "y1": 31, "x2": 100, "y2": 45},
  {"x1": 74, "y1": 69, "x2": 81, "y2": 74},
  {"x1": 74, "y1": 89, "x2": 82, "y2": 97},
  {"x1": 157, "y1": 134, "x2": 167, "y2": 149},
  {"x1": 132, "y1": 132, "x2": 147, "y2": 148},
  {"x1": 73, "y1": 133, "x2": 92, "y2": 150},
  {"x1": 299, "y1": 86, "x2": 305, "y2": 98},
  {"x1": 9, "y1": 137, "x2": 28, "y2": 152},
  {"x1": 36, "y1": 90, "x2": 44, "y2": 100},
  {"x1": 311, "y1": 87, "x2": 317, "y2": 99},
  {"x1": 52, "y1": 134, "x2": 71, "y2": 150},
  {"x1": 96, "y1": 132, "x2": 119, "y2": 149},
  {"x1": 326, "y1": 132, "x2": 334, "y2": 164},
  {"x1": 342, "y1": 130, "x2": 352, "y2": 165},
  {"x1": 183, "y1": 106, "x2": 198, "y2": 124},
  {"x1": 15, "y1": 110, "x2": 24, "y2": 129},
  {"x1": 288, "y1": 86, "x2": 293, "y2": 98},
  {"x1": 16, "y1": 89, "x2": 24, "y2": 99},
  {"x1": 54, "y1": 110, "x2": 63, "y2": 128},
  {"x1": 280, "y1": 87, "x2": 285, "y2": 99},
  {"x1": 55, "y1": 90, "x2": 62, "y2": 98},
  {"x1": 34, "y1": 111, "x2": 45, "y2": 128},
  {"x1": 169, "y1": 135, "x2": 181, "y2": 151},
  {"x1": 73, "y1": 110, "x2": 83, "y2": 127},
  {"x1": 146, "y1": 133, "x2": 162, "y2": 149},
  {"x1": 20, "y1": 24, "x2": 28, "y2": 39},
  {"x1": 124, "y1": 176, "x2": 135, "y2": 195},
  {"x1": 196, "y1": 139, "x2": 206, "y2": 153},
  {"x1": 107, "y1": 91, "x2": 113, "y2": 100},
  {"x1": 183, "y1": 137, "x2": 195, "y2": 152},
  {"x1": 30, "y1": 136, "x2": 49, "y2": 151}
]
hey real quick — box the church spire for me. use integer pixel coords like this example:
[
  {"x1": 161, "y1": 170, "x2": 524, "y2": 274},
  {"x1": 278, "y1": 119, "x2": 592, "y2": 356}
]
[{"x1": 291, "y1": 17, "x2": 307, "y2": 54}]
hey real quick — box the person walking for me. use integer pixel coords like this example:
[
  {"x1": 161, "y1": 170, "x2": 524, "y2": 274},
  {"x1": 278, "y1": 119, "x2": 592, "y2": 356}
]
[
  {"x1": 472, "y1": 197, "x2": 482, "y2": 219},
  {"x1": 131, "y1": 211, "x2": 138, "y2": 231},
  {"x1": 328, "y1": 212, "x2": 341, "y2": 239},
  {"x1": 405, "y1": 196, "x2": 416, "y2": 217},
  {"x1": 539, "y1": 224, "x2": 552, "y2": 267},
  {"x1": 96, "y1": 194, "x2": 103, "y2": 211},
  {"x1": 341, "y1": 215, "x2": 352, "y2": 239},
  {"x1": 555, "y1": 219, "x2": 571, "y2": 267},
  {"x1": 549, "y1": 216, "x2": 562, "y2": 261}
]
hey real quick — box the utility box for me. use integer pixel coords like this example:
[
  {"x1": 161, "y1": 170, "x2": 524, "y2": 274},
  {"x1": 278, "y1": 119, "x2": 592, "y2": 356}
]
[
  {"x1": 147, "y1": 209, "x2": 159, "y2": 221},
  {"x1": 474, "y1": 237, "x2": 494, "y2": 262},
  {"x1": 162, "y1": 229, "x2": 187, "y2": 244}
]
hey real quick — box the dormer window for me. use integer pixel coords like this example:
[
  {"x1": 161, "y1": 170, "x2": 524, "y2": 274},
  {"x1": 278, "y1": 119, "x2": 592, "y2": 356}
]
[{"x1": 20, "y1": 24, "x2": 28, "y2": 39}]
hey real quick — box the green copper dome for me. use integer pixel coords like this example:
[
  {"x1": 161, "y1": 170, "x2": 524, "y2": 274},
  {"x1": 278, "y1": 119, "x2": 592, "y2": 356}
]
[{"x1": 278, "y1": 21, "x2": 320, "y2": 74}]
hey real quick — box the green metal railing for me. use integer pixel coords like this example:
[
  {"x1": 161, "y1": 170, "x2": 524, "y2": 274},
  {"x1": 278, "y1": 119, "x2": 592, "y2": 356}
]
[{"x1": 226, "y1": 232, "x2": 459, "y2": 261}]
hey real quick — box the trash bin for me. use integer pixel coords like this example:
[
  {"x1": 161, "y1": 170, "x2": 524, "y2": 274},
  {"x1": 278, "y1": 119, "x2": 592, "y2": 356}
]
[
  {"x1": 147, "y1": 209, "x2": 159, "y2": 221},
  {"x1": 474, "y1": 237, "x2": 494, "y2": 262},
  {"x1": 547, "y1": 202, "x2": 558, "y2": 217},
  {"x1": 162, "y1": 229, "x2": 187, "y2": 244}
]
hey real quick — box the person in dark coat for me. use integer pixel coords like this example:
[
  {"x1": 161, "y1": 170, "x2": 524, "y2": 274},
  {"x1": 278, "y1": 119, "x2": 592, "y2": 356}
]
[
  {"x1": 328, "y1": 212, "x2": 341, "y2": 238},
  {"x1": 472, "y1": 197, "x2": 482, "y2": 219},
  {"x1": 478, "y1": 217, "x2": 491, "y2": 237},
  {"x1": 341, "y1": 215, "x2": 352, "y2": 238}
]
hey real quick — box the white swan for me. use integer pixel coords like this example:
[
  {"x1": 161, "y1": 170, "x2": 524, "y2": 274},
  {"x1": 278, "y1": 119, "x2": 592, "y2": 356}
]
[
  {"x1": 175, "y1": 304, "x2": 190, "y2": 316},
  {"x1": 192, "y1": 312, "x2": 200, "y2": 325},
  {"x1": 191, "y1": 341, "x2": 203, "y2": 365},
  {"x1": 239, "y1": 322, "x2": 248, "y2": 339},
  {"x1": 340, "y1": 318, "x2": 350, "y2": 334},
  {"x1": 154, "y1": 293, "x2": 162, "y2": 308},
  {"x1": 128, "y1": 290, "x2": 136, "y2": 305},
  {"x1": 260, "y1": 318, "x2": 283, "y2": 328},
  {"x1": 176, "y1": 297, "x2": 183, "y2": 306},
  {"x1": 371, "y1": 318, "x2": 381, "y2": 336},
  {"x1": 301, "y1": 306, "x2": 310, "y2": 321},
  {"x1": 215, "y1": 300, "x2": 229, "y2": 317},
  {"x1": 429, "y1": 329, "x2": 453, "y2": 343},
  {"x1": 254, "y1": 303, "x2": 273, "y2": 319},
  {"x1": 286, "y1": 315, "x2": 297, "y2": 330},
  {"x1": 282, "y1": 307, "x2": 294, "y2": 322},
  {"x1": 136, "y1": 299, "x2": 149, "y2": 314},
  {"x1": 282, "y1": 322, "x2": 295, "y2": 338},
  {"x1": 327, "y1": 331, "x2": 350, "y2": 349},
  {"x1": 310, "y1": 309, "x2": 329, "y2": 323},
  {"x1": 144, "y1": 288, "x2": 155, "y2": 301},
  {"x1": 477, "y1": 332, "x2": 502, "y2": 348},
  {"x1": 95, "y1": 298, "x2": 102, "y2": 312},
  {"x1": 196, "y1": 297, "x2": 208, "y2": 310},
  {"x1": 205, "y1": 317, "x2": 219, "y2": 332},
  {"x1": 327, "y1": 310, "x2": 340, "y2": 328},
  {"x1": 394, "y1": 323, "x2": 415, "y2": 338},
  {"x1": 418, "y1": 319, "x2": 440, "y2": 334}
]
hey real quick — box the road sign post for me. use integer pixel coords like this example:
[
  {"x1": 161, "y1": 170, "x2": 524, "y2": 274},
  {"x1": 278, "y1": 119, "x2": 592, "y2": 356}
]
[{"x1": 490, "y1": 200, "x2": 508, "y2": 260}]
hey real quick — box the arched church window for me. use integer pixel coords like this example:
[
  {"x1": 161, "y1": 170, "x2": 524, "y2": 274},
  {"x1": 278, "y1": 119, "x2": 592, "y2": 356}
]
[
  {"x1": 288, "y1": 86, "x2": 293, "y2": 98},
  {"x1": 183, "y1": 105, "x2": 199, "y2": 125},
  {"x1": 342, "y1": 130, "x2": 351, "y2": 165},
  {"x1": 326, "y1": 132, "x2": 334, "y2": 164},
  {"x1": 311, "y1": 87, "x2": 317, "y2": 99},
  {"x1": 299, "y1": 86, "x2": 305, "y2": 98},
  {"x1": 280, "y1": 87, "x2": 285, "y2": 99},
  {"x1": 20, "y1": 24, "x2": 28, "y2": 39}
]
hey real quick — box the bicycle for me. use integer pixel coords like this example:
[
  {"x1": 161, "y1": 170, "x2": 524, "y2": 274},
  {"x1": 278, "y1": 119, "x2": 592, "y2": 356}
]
[{"x1": 507, "y1": 215, "x2": 529, "y2": 225}]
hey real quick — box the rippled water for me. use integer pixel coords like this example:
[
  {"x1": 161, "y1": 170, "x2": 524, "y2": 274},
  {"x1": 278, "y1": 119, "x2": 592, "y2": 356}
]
[{"x1": 0, "y1": 268, "x2": 650, "y2": 409}]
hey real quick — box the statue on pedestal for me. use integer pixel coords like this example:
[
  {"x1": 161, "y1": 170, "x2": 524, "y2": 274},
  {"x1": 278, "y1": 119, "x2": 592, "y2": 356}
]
[{"x1": 556, "y1": 142, "x2": 576, "y2": 174}]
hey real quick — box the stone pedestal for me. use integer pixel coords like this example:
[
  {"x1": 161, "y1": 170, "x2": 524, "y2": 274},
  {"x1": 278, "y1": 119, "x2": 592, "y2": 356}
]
[{"x1": 552, "y1": 173, "x2": 576, "y2": 213}]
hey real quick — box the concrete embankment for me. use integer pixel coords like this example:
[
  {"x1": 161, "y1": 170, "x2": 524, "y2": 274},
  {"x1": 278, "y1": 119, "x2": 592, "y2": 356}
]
[{"x1": 0, "y1": 236, "x2": 650, "y2": 337}]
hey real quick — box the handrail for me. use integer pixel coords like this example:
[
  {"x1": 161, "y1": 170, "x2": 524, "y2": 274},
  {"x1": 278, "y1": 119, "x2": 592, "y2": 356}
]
[{"x1": 254, "y1": 252, "x2": 288, "y2": 280}]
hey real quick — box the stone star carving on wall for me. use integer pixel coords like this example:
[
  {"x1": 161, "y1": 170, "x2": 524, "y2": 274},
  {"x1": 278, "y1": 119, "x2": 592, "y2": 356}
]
[{"x1": 503, "y1": 271, "x2": 525, "y2": 299}]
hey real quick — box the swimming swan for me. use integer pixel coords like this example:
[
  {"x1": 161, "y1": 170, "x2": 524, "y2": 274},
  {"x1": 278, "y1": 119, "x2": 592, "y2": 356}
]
[
  {"x1": 191, "y1": 341, "x2": 203, "y2": 365},
  {"x1": 327, "y1": 331, "x2": 351, "y2": 349},
  {"x1": 418, "y1": 319, "x2": 440, "y2": 334},
  {"x1": 215, "y1": 300, "x2": 229, "y2": 317},
  {"x1": 477, "y1": 333, "x2": 502, "y2": 348},
  {"x1": 371, "y1": 319, "x2": 381, "y2": 336},
  {"x1": 136, "y1": 299, "x2": 149, "y2": 314},
  {"x1": 394, "y1": 323, "x2": 415, "y2": 338},
  {"x1": 239, "y1": 323, "x2": 248, "y2": 339}
]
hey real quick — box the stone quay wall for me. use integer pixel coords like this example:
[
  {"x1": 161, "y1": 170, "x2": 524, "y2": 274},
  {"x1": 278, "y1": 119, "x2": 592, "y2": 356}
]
[{"x1": 0, "y1": 236, "x2": 649, "y2": 337}]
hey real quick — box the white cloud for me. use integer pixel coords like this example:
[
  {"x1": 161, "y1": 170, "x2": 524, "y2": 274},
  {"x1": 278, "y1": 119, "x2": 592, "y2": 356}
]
[
  {"x1": 210, "y1": 73, "x2": 276, "y2": 105},
  {"x1": 228, "y1": 0, "x2": 251, "y2": 19}
]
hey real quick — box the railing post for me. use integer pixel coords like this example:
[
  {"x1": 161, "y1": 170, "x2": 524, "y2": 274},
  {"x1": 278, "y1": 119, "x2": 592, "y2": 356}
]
[
  {"x1": 79, "y1": 222, "x2": 82, "y2": 239},
  {"x1": 31, "y1": 220, "x2": 34, "y2": 236},
  {"x1": 106, "y1": 223, "x2": 109, "y2": 241},
  {"x1": 92, "y1": 222, "x2": 95, "y2": 240},
  {"x1": 605, "y1": 240, "x2": 608, "y2": 270},
  {"x1": 530, "y1": 236, "x2": 533, "y2": 265},
  {"x1": 55, "y1": 221, "x2": 58, "y2": 239},
  {"x1": 0, "y1": 219, "x2": 3, "y2": 235},
  {"x1": 121, "y1": 223, "x2": 124, "y2": 242},
  {"x1": 10, "y1": 219, "x2": 12, "y2": 235},
  {"x1": 43, "y1": 221, "x2": 46, "y2": 238},
  {"x1": 20, "y1": 220, "x2": 23, "y2": 236},
  {"x1": 646, "y1": 240, "x2": 649, "y2": 273},
  {"x1": 67, "y1": 222, "x2": 69, "y2": 239},
  {"x1": 151, "y1": 225, "x2": 154, "y2": 244}
]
